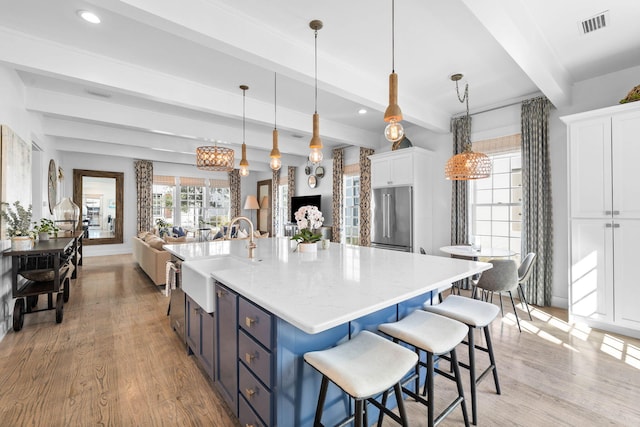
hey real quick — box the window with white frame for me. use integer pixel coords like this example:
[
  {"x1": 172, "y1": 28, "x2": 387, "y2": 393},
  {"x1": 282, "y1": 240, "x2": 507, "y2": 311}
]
[
  {"x1": 152, "y1": 176, "x2": 230, "y2": 230},
  {"x1": 179, "y1": 177, "x2": 205, "y2": 229},
  {"x1": 343, "y1": 165, "x2": 360, "y2": 245},
  {"x1": 277, "y1": 183, "x2": 288, "y2": 237},
  {"x1": 205, "y1": 179, "x2": 231, "y2": 228},
  {"x1": 152, "y1": 175, "x2": 175, "y2": 226},
  {"x1": 469, "y1": 134, "x2": 522, "y2": 261}
]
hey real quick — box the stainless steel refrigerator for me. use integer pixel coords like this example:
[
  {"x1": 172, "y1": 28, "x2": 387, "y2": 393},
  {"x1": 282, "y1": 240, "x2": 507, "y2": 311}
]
[{"x1": 371, "y1": 186, "x2": 413, "y2": 252}]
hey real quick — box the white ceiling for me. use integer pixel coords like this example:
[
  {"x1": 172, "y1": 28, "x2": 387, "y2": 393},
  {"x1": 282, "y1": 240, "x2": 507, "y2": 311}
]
[{"x1": 1, "y1": 0, "x2": 638, "y2": 170}]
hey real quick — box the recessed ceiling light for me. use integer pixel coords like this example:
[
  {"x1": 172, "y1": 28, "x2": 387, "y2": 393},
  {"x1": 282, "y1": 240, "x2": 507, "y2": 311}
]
[
  {"x1": 77, "y1": 10, "x2": 101, "y2": 24},
  {"x1": 85, "y1": 89, "x2": 111, "y2": 98},
  {"x1": 358, "y1": 108, "x2": 368, "y2": 115}
]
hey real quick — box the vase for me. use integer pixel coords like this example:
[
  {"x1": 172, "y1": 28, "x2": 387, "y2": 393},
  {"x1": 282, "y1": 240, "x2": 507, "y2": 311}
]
[
  {"x1": 11, "y1": 236, "x2": 33, "y2": 251},
  {"x1": 53, "y1": 197, "x2": 80, "y2": 235},
  {"x1": 298, "y1": 242, "x2": 317, "y2": 253},
  {"x1": 38, "y1": 232, "x2": 50, "y2": 241}
]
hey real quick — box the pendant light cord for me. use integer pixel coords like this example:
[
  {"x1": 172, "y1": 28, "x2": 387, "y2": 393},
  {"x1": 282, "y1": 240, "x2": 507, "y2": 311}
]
[
  {"x1": 274, "y1": 73, "x2": 277, "y2": 129},
  {"x1": 242, "y1": 88, "x2": 246, "y2": 143},
  {"x1": 392, "y1": 0, "x2": 395, "y2": 73},
  {"x1": 314, "y1": 28, "x2": 318, "y2": 114}
]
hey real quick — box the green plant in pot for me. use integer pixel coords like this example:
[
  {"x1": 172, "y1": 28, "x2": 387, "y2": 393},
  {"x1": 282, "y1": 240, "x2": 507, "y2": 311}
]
[
  {"x1": 1, "y1": 201, "x2": 34, "y2": 250},
  {"x1": 155, "y1": 218, "x2": 172, "y2": 238},
  {"x1": 33, "y1": 218, "x2": 59, "y2": 240}
]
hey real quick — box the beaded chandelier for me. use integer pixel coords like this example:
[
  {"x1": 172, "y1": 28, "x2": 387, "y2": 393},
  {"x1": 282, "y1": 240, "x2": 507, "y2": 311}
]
[{"x1": 196, "y1": 145, "x2": 234, "y2": 172}]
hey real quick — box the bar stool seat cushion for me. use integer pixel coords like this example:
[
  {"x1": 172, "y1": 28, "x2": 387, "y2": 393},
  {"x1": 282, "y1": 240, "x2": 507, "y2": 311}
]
[
  {"x1": 423, "y1": 295, "x2": 499, "y2": 328},
  {"x1": 304, "y1": 330, "x2": 418, "y2": 399},
  {"x1": 379, "y1": 310, "x2": 468, "y2": 355}
]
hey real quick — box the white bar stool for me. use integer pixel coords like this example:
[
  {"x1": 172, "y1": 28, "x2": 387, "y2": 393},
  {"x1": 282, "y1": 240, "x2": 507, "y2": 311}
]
[
  {"x1": 304, "y1": 330, "x2": 418, "y2": 427},
  {"x1": 378, "y1": 310, "x2": 470, "y2": 427},
  {"x1": 422, "y1": 295, "x2": 501, "y2": 425}
]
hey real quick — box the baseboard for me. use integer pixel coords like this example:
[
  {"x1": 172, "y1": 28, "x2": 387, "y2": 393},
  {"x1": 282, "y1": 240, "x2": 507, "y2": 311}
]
[{"x1": 551, "y1": 296, "x2": 568, "y2": 309}]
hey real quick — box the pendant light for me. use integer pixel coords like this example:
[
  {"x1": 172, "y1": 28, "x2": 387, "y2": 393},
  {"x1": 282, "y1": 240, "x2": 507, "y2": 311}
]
[
  {"x1": 308, "y1": 19, "x2": 323, "y2": 164},
  {"x1": 195, "y1": 144, "x2": 234, "y2": 171},
  {"x1": 444, "y1": 74, "x2": 491, "y2": 180},
  {"x1": 383, "y1": 0, "x2": 404, "y2": 143},
  {"x1": 239, "y1": 84, "x2": 250, "y2": 177},
  {"x1": 270, "y1": 73, "x2": 282, "y2": 171}
]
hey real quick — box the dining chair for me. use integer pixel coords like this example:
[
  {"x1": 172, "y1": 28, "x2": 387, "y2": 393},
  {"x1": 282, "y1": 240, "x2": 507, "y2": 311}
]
[
  {"x1": 473, "y1": 259, "x2": 524, "y2": 332},
  {"x1": 517, "y1": 252, "x2": 536, "y2": 321}
]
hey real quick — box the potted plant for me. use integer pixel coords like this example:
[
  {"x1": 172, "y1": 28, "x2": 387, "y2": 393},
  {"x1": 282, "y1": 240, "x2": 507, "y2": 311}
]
[
  {"x1": 33, "y1": 218, "x2": 59, "y2": 241},
  {"x1": 1, "y1": 201, "x2": 34, "y2": 250},
  {"x1": 155, "y1": 218, "x2": 172, "y2": 238},
  {"x1": 290, "y1": 205, "x2": 324, "y2": 253}
]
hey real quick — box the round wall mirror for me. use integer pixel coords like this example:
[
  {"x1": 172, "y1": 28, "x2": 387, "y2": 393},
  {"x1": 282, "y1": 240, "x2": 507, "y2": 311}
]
[
  {"x1": 315, "y1": 166, "x2": 325, "y2": 178},
  {"x1": 308, "y1": 175, "x2": 317, "y2": 188}
]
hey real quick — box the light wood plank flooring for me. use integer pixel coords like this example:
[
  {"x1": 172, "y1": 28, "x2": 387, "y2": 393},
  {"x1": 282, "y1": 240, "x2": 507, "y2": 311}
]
[{"x1": 1, "y1": 254, "x2": 639, "y2": 426}]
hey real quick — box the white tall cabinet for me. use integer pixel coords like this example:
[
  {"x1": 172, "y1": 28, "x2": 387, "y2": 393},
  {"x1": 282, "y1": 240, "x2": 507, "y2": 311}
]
[
  {"x1": 562, "y1": 102, "x2": 640, "y2": 337},
  {"x1": 369, "y1": 147, "x2": 433, "y2": 254}
]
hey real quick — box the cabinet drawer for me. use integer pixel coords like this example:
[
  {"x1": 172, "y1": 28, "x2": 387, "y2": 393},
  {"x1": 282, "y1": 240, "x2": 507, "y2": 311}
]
[
  {"x1": 239, "y1": 330, "x2": 272, "y2": 387},
  {"x1": 239, "y1": 298, "x2": 272, "y2": 348},
  {"x1": 239, "y1": 394, "x2": 267, "y2": 427},
  {"x1": 239, "y1": 363, "x2": 272, "y2": 425}
]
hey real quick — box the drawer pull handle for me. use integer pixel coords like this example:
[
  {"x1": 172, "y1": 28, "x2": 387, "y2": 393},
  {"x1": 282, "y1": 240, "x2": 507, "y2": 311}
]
[
  {"x1": 245, "y1": 316, "x2": 256, "y2": 327},
  {"x1": 216, "y1": 290, "x2": 227, "y2": 298},
  {"x1": 245, "y1": 388, "x2": 256, "y2": 399},
  {"x1": 245, "y1": 352, "x2": 256, "y2": 364}
]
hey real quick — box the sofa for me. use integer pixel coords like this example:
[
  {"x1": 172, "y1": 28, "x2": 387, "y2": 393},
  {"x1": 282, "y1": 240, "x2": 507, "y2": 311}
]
[{"x1": 132, "y1": 232, "x2": 190, "y2": 285}]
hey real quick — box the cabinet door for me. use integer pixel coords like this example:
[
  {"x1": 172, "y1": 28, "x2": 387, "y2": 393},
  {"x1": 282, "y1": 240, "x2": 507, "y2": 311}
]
[
  {"x1": 215, "y1": 283, "x2": 238, "y2": 414},
  {"x1": 613, "y1": 220, "x2": 640, "y2": 328},
  {"x1": 370, "y1": 153, "x2": 413, "y2": 188},
  {"x1": 612, "y1": 110, "x2": 640, "y2": 219},
  {"x1": 371, "y1": 158, "x2": 392, "y2": 188},
  {"x1": 390, "y1": 154, "x2": 413, "y2": 186},
  {"x1": 200, "y1": 312, "x2": 215, "y2": 380},
  {"x1": 569, "y1": 117, "x2": 612, "y2": 218},
  {"x1": 185, "y1": 295, "x2": 200, "y2": 355},
  {"x1": 570, "y1": 219, "x2": 613, "y2": 322}
]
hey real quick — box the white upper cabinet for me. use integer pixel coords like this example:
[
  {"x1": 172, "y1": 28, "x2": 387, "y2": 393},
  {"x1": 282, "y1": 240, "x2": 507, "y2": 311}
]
[
  {"x1": 568, "y1": 116, "x2": 612, "y2": 218},
  {"x1": 611, "y1": 110, "x2": 640, "y2": 219},
  {"x1": 370, "y1": 151, "x2": 413, "y2": 188}
]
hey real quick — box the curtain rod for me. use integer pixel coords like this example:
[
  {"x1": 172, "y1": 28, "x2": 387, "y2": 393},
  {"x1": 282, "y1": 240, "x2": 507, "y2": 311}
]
[{"x1": 453, "y1": 91, "x2": 543, "y2": 118}]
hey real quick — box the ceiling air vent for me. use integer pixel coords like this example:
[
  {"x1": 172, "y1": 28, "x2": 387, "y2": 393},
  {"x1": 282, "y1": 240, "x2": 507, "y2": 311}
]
[{"x1": 579, "y1": 10, "x2": 609, "y2": 35}]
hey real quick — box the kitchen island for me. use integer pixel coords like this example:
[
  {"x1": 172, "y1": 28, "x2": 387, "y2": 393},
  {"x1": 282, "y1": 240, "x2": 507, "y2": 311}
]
[{"x1": 165, "y1": 238, "x2": 491, "y2": 426}]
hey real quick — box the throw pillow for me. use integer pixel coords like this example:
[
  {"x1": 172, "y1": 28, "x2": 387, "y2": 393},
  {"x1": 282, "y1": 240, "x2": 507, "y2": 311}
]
[
  {"x1": 237, "y1": 229, "x2": 248, "y2": 239},
  {"x1": 261, "y1": 232, "x2": 269, "y2": 238},
  {"x1": 172, "y1": 226, "x2": 186, "y2": 237},
  {"x1": 213, "y1": 230, "x2": 224, "y2": 240},
  {"x1": 253, "y1": 230, "x2": 261, "y2": 238},
  {"x1": 165, "y1": 236, "x2": 187, "y2": 243},
  {"x1": 138, "y1": 231, "x2": 150, "y2": 239},
  {"x1": 147, "y1": 236, "x2": 166, "y2": 250}
]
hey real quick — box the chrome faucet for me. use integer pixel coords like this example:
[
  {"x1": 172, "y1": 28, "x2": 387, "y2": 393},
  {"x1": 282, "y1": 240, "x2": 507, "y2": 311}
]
[{"x1": 227, "y1": 216, "x2": 257, "y2": 259}]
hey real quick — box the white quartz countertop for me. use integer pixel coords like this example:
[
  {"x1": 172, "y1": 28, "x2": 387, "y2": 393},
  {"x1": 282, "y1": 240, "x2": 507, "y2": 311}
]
[{"x1": 165, "y1": 238, "x2": 491, "y2": 334}]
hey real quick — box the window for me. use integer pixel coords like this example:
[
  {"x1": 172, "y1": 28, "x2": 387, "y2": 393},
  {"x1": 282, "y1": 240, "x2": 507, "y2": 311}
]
[
  {"x1": 206, "y1": 179, "x2": 231, "y2": 228},
  {"x1": 152, "y1": 175, "x2": 175, "y2": 226},
  {"x1": 152, "y1": 175, "x2": 230, "y2": 230},
  {"x1": 343, "y1": 174, "x2": 360, "y2": 245},
  {"x1": 277, "y1": 183, "x2": 289, "y2": 237},
  {"x1": 179, "y1": 177, "x2": 205, "y2": 229},
  {"x1": 469, "y1": 134, "x2": 522, "y2": 260}
]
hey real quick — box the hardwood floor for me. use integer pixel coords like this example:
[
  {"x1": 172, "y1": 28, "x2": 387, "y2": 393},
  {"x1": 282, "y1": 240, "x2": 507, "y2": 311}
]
[{"x1": 0, "y1": 254, "x2": 639, "y2": 426}]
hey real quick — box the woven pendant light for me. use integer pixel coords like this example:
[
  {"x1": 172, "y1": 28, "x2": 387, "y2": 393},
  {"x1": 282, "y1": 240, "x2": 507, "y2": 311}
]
[{"x1": 445, "y1": 74, "x2": 491, "y2": 180}]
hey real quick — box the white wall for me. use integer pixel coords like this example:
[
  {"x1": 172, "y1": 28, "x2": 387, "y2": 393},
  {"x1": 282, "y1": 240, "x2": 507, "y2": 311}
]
[{"x1": 0, "y1": 65, "x2": 59, "y2": 338}]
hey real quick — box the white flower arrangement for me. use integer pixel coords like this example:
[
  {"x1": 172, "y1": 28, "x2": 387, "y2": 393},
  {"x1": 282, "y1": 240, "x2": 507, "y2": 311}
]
[{"x1": 291, "y1": 205, "x2": 324, "y2": 244}]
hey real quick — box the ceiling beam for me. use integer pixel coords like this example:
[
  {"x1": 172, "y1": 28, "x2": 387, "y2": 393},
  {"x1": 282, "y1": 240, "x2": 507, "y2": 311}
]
[{"x1": 461, "y1": 0, "x2": 572, "y2": 108}]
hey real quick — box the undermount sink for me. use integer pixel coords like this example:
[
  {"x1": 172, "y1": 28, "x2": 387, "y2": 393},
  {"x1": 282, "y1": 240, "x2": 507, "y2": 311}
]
[{"x1": 181, "y1": 256, "x2": 255, "y2": 313}]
